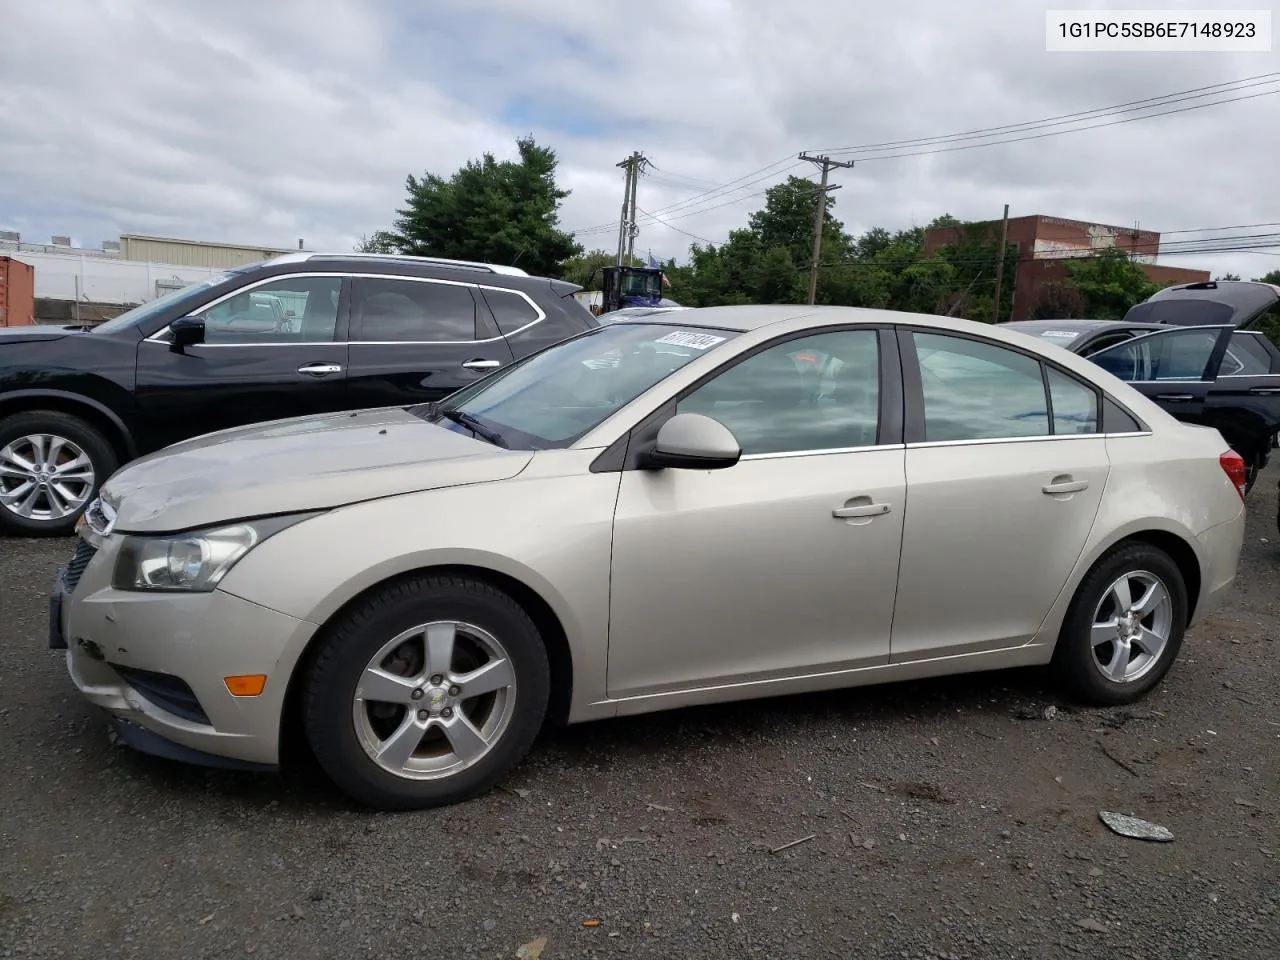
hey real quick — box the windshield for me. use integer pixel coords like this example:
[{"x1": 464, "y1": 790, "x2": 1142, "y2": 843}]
[
  {"x1": 434, "y1": 322, "x2": 740, "y2": 449},
  {"x1": 622, "y1": 271, "x2": 662, "y2": 298},
  {"x1": 91, "y1": 274, "x2": 231, "y2": 335}
]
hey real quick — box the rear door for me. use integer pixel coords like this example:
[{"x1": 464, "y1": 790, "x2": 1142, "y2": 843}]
[
  {"x1": 1086, "y1": 324, "x2": 1234, "y2": 423},
  {"x1": 346, "y1": 276, "x2": 516, "y2": 408},
  {"x1": 1203, "y1": 330, "x2": 1280, "y2": 438}
]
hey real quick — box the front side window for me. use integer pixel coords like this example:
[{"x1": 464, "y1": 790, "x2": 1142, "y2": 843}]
[
  {"x1": 196, "y1": 276, "x2": 342, "y2": 344},
  {"x1": 1091, "y1": 327, "x2": 1223, "y2": 382},
  {"x1": 93, "y1": 274, "x2": 232, "y2": 336},
  {"x1": 440, "y1": 323, "x2": 740, "y2": 449},
  {"x1": 677, "y1": 330, "x2": 881, "y2": 455},
  {"x1": 913, "y1": 332, "x2": 1049, "y2": 441},
  {"x1": 352, "y1": 278, "x2": 477, "y2": 342}
]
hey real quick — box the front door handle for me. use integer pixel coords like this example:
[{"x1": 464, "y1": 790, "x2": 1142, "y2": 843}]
[
  {"x1": 462, "y1": 359, "x2": 501, "y2": 371},
  {"x1": 833, "y1": 497, "x2": 892, "y2": 521},
  {"x1": 1043, "y1": 476, "x2": 1089, "y2": 495},
  {"x1": 1156, "y1": 393, "x2": 1195, "y2": 401},
  {"x1": 297, "y1": 362, "x2": 342, "y2": 377}
]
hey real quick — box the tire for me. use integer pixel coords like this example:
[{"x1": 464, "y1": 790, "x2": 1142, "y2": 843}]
[
  {"x1": 1050, "y1": 543, "x2": 1188, "y2": 706},
  {"x1": 0, "y1": 410, "x2": 118, "y2": 537},
  {"x1": 302, "y1": 574, "x2": 550, "y2": 810}
]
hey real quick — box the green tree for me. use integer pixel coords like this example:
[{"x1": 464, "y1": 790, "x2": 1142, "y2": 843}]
[
  {"x1": 355, "y1": 230, "x2": 398, "y2": 254},
  {"x1": 386, "y1": 136, "x2": 581, "y2": 275},
  {"x1": 1253, "y1": 269, "x2": 1280, "y2": 285},
  {"x1": 1064, "y1": 248, "x2": 1158, "y2": 319},
  {"x1": 747, "y1": 175, "x2": 850, "y2": 267},
  {"x1": 1215, "y1": 272, "x2": 1241, "y2": 281}
]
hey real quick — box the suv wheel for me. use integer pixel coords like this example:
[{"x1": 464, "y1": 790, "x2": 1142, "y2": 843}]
[
  {"x1": 302, "y1": 574, "x2": 550, "y2": 810},
  {"x1": 1050, "y1": 543, "x2": 1188, "y2": 706},
  {"x1": 0, "y1": 411, "x2": 118, "y2": 537}
]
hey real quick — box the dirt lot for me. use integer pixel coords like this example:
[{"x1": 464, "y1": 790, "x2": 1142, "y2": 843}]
[{"x1": 1, "y1": 471, "x2": 1277, "y2": 960}]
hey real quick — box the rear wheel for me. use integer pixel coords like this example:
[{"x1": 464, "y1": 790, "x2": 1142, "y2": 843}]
[
  {"x1": 1050, "y1": 543, "x2": 1188, "y2": 706},
  {"x1": 302, "y1": 575, "x2": 550, "y2": 810},
  {"x1": 0, "y1": 410, "x2": 117, "y2": 537}
]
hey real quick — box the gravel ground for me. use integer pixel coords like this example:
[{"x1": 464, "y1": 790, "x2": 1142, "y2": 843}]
[{"x1": 1, "y1": 472, "x2": 1278, "y2": 960}]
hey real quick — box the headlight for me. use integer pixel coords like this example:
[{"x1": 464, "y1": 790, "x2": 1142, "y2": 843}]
[{"x1": 112, "y1": 513, "x2": 319, "y2": 592}]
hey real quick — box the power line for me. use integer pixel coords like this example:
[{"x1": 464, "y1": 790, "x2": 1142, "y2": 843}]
[
  {"x1": 815, "y1": 73, "x2": 1280, "y2": 155},
  {"x1": 634, "y1": 206, "x2": 717, "y2": 245},
  {"x1": 844, "y1": 87, "x2": 1280, "y2": 163}
]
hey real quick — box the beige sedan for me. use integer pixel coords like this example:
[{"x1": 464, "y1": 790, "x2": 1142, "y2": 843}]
[{"x1": 53, "y1": 305, "x2": 1246, "y2": 809}]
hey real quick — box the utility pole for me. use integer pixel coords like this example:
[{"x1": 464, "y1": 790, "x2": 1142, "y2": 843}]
[
  {"x1": 991, "y1": 203, "x2": 1011, "y2": 323},
  {"x1": 615, "y1": 151, "x2": 650, "y2": 266},
  {"x1": 798, "y1": 152, "x2": 855, "y2": 305}
]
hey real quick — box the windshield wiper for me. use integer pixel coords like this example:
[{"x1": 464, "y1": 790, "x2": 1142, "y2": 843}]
[{"x1": 437, "y1": 409, "x2": 509, "y2": 448}]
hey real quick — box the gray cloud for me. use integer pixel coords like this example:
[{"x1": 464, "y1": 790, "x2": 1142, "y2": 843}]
[{"x1": 1, "y1": 0, "x2": 1277, "y2": 277}]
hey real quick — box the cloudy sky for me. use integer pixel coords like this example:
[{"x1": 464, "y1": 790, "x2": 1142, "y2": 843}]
[{"x1": 2, "y1": 0, "x2": 1278, "y2": 278}]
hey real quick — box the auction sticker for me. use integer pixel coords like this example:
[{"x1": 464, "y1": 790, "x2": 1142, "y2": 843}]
[{"x1": 654, "y1": 331, "x2": 727, "y2": 350}]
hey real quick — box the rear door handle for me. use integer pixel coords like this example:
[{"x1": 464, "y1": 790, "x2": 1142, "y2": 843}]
[
  {"x1": 1156, "y1": 393, "x2": 1195, "y2": 401},
  {"x1": 462, "y1": 359, "x2": 501, "y2": 371},
  {"x1": 297, "y1": 362, "x2": 342, "y2": 377},
  {"x1": 1249, "y1": 386, "x2": 1280, "y2": 395},
  {"x1": 1043, "y1": 477, "x2": 1089, "y2": 495},
  {"x1": 833, "y1": 498, "x2": 891, "y2": 520}
]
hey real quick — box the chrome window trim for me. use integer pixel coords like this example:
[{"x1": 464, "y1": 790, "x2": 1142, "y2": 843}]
[
  {"x1": 739, "y1": 443, "x2": 905, "y2": 461},
  {"x1": 145, "y1": 272, "x2": 546, "y2": 346},
  {"x1": 905, "y1": 432, "x2": 1138, "y2": 449},
  {"x1": 732, "y1": 430, "x2": 1151, "y2": 460}
]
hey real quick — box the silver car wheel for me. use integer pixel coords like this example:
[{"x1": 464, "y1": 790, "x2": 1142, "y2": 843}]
[
  {"x1": 1090, "y1": 570, "x2": 1172, "y2": 683},
  {"x1": 351, "y1": 620, "x2": 518, "y2": 780},
  {"x1": 0, "y1": 433, "x2": 96, "y2": 522}
]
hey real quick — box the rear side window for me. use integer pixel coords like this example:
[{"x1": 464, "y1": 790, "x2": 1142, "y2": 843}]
[
  {"x1": 1047, "y1": 369, "x2": 1099, "y2": 434},
  {"x1": 351, "y1": 278, "x2": 477, "y2": 342},
  {"x1": 912, "y1": 332, "x2": 1049, "y2": 441},
  {"x1": 1222, "y1": 333, "x2": 1273, "y2": 375},
  {"x1": 482, "y1": 289, "x2": 542, "y2": 336}
]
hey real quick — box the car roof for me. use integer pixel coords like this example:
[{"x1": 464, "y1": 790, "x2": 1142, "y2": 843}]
[{"x1": 1002, "y1": 318, "x2": 1162, "y2": 334}]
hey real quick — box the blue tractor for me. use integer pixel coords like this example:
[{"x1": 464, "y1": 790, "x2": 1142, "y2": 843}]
[{"x1": 595, "y1": 265, "x2": 665, "y2": 315}]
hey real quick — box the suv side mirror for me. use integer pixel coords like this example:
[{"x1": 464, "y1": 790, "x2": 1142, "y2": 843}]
[
  {"x1": 169, "y1": 315, "x2": 206, "y2": 352},
  {"x1": 642, "y1": 413, "x2": 741, "y2": 470}
]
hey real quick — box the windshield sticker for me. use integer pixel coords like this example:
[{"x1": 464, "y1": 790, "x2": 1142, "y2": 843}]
[
  {"x1": 1038, "y1": 330, "x2": 1081, "y2": 339},
  {"x1": 654, "y1": 331, "x2": 727, "y2": 350}
]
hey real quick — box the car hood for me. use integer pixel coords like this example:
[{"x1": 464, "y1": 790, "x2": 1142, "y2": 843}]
[
  {"x1": 0, "y1": 324, "x2": 88, "y2": 344},
  {"x1": 101, "y1": 406, "x2": 533, "y2": 534},
  {"x1": 1124, "y1": 280, "x2": 1280, "y2": 328}
]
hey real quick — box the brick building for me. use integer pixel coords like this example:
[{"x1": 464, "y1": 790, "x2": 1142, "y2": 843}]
[{"x1": 922, "y1": 215, "x2": 1210, "y2": 321}]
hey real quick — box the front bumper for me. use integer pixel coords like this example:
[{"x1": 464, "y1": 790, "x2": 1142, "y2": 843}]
[{"x1": 52, "y1": 535, "x2": 318, "y2": 768}]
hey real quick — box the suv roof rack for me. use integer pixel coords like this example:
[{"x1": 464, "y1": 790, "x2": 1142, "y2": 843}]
[{"x1": 280, "y1": 252, "x2": 529, "y2": 277}]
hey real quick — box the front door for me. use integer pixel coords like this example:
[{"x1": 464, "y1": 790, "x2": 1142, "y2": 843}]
[
  {"x1": 890, "y1": 329, "x2": 1111, "y2": 661},
  {"x1": 133, "y1": 274, "x2": 349, "y2": 450},
  {"x1": 1087, "y1": 324, "x2": 1234, "y2": 425},
  {"x1": 346, "y1": 276, "x2": 516, "y2": 408},
  {"x1": 607, "y1": 328, "x2": 905, "y2": 698}
]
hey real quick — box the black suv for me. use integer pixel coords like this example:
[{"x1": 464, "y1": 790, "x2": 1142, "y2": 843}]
[{"x1": 0, "y1": 253, "x2": 595, "y2": 535}]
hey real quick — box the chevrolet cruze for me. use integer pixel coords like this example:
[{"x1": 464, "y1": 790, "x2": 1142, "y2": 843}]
[{"x1": 51, "y1": 305, "x2": 1246, "y2": 809}]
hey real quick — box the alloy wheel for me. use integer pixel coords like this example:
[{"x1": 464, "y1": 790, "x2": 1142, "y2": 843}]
[
  {"x1": 351, "y1": 620, "x2": 518, "y2": 780},
  {"x1": 1090, "y1": 570, "x2": 1173, "y2": 683},
  {"x1": 0, "y1": 433, "x2": 96, "y2": 522}
]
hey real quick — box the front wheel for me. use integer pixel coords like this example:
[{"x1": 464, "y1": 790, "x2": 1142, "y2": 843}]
[
  {"x1": 302, "y1": 575, "x2": 550, "y2": 810},
  {"x1": 0, "y1": 410, "x2": 118, "y2": 537},
  {"x1": 1050, "y1": 543, "x2": 1188, "y2": 706}
]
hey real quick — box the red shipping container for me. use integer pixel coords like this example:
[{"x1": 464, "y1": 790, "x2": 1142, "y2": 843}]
[{"x1": 0, "y1": 256, "x2": 36, "y2": 327}]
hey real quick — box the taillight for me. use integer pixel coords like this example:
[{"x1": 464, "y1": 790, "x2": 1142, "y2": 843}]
[{"x1": 1219, "y1": 450, "x2": 1247, "y2": 501}]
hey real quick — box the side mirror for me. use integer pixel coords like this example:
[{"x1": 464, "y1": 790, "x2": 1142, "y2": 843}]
[
  {"x1": 643, "y1": 413, "x2": 741, "y2": 470},
  {"x1": 169, "y1": 315, "x2": 205, "y2": 352}
]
